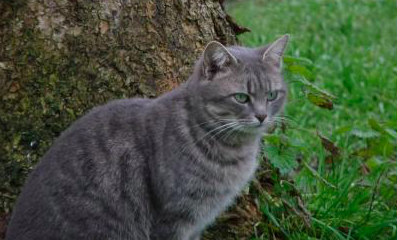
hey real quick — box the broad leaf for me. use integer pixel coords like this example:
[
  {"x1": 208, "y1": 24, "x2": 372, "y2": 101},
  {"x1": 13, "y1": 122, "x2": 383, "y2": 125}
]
[
  {"x1": 283, "y1": 56, "x2": 314, "y2": 66},
  {"x1": 286, "y1": 64, "x2": 313, "y2": 80},
  {"x1": 263, "y1": 144, "x2": 298, "y2": 175},
  {"x1": 350, "y1": 129, "x2": 380, "y2": 139}
]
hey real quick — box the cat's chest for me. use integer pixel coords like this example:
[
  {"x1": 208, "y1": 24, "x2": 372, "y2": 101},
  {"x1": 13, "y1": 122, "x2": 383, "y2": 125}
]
[
  {"x1": 190, "y1": 152, "x2": 259, "y2": 228},
  {"x1": 214, "y1": 144, "x2": 259, "y2": 186}
]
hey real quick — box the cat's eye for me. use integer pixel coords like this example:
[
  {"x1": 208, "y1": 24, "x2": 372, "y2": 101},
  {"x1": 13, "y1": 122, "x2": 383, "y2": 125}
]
[
  {"x1": 234, "y1": 93, "x2": 250, "y2": 103},
  {"x1": 267, "y1": 91, "x2": 278, "y2": 101}
]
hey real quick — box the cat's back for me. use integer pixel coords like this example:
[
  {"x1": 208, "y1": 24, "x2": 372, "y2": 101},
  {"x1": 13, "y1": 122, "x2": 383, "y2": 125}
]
[
  {"x1": 37, "y1": 97, "x2": 152, "y2": 169},
  {"x1": 6, "y1": 98, "x2": 153, "y2": 240}
]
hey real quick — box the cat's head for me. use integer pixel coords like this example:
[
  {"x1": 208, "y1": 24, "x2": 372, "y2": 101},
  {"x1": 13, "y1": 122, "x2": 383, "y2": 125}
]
[{"x1": 188, "y1": 35, "x2": 289, "y2": 138}]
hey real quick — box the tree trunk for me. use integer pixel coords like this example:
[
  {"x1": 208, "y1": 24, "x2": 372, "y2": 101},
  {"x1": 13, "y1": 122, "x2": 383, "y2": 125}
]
[{"x1": 0, "y1": 0, "x2": 252, "y2": 239}]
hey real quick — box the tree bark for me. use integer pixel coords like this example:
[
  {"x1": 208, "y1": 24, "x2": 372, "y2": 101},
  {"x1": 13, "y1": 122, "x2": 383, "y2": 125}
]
[
  {"x1": 0, "y1": 0, "x2": 255, "y2": 239},
  {"x1": 0, "y1": 0, "x2": 236, "y2": 206}
]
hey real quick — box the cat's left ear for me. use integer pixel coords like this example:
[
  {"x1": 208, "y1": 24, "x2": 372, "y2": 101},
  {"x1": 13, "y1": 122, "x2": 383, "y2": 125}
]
[
  {"x1": 203, "y1": 41, "x2": 238, "y2": 78},
  {"x1": 262, "y1": 34, "x2": 289, "y2": 68}
]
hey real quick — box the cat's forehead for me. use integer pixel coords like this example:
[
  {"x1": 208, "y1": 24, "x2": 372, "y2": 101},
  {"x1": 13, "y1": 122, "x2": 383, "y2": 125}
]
[
  {"x1": 225, "y1": 46, "x2": 285, "y2": 91},
  {"x1": 242, "y1": 66, "x2": 284, "y2": 92}
]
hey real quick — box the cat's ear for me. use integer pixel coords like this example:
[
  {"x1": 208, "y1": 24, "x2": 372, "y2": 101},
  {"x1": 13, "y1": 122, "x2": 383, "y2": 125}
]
[
  {"x1": 203, "y1": 41, "x2": 238, "y2": 78},
  {"x1": 262, "y1": 34, "x2": 289, "y2": 68}
]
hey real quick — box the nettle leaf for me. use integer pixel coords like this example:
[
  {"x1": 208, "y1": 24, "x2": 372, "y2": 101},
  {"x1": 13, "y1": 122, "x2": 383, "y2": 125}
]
[
  {"x1": 283, "y1": 56, "x2": 314, "y2": 66},
  {"x1": 286, "y1": 64, "x2": 313, "y2": 80},
  {"x1": 368, "y1": 118, "x2": 386, "y2": 134},
  {"x1": 353, "y1": 147, "x2": 375, "y2": 159},
  {"x1": 294, "y1": 77, "x2": 336, "y2": 110},
  {"x1": 353, "y1": 136, "x2": 394, "y2": 159},
  {"x1": 263, "y1": 135, "x2": 281, "y2": 146},
  {"x1": 367, "y1": 118, "x2": 397, "y2": 141},
  {"x1": 334, "y1": 125, "x2": 353, "y2": 135},
  {"x1": 264, "y1": 132, "x2": 289, "y2": 145},
  {"x1": 263, "y1": 144, "x2": 298, "y2": 175},
  {"x1": 350, "y1": 129, "x2": 380, "y2": 139},
  {"x1": 296, "y1": 77, "x2": 336, "y2": 99},
  {"x1": 307, "y1": 92, "x2": 333, "y2": 110},
  {"x1": 284, "y1": 56, "x2": 336, "y2": 110},
  {"x1": 368, "y1": 137, "x2": 395, "y2": 157},
  {"x1": 365, "y1": 157, "x2": 384, "y2": 171}
]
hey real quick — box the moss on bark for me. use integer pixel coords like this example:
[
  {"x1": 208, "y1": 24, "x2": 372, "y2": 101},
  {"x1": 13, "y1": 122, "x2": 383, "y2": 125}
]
[{"x1": 0, "y1": 0, "x2": 261, "y2": 239}]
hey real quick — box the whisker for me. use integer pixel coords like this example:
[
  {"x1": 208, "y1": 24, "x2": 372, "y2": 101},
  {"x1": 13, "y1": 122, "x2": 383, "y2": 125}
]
[
  {"x1": 178, "y1": 122, "x2": 237, "y2": 155},
  {"x1": 207, "y1": 122, "x2": 240, "y2": 143},
  {"x1": 220, "y1": 124, "x2": 244, "y2": 142}
]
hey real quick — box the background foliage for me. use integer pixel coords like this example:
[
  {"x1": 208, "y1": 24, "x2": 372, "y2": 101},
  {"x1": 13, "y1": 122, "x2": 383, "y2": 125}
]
[{"x1": 228, "y1": 0, "x2": 397, "y2": 239}]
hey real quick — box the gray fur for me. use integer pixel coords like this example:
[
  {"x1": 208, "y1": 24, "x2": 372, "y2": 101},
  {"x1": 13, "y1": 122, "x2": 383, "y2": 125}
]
[{"x1": 6, "y1": 35, "x2": 289, "y2": 240}]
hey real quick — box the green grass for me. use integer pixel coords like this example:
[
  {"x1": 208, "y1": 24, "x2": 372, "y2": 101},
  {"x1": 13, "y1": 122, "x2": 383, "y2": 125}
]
[{"x1": 228, "y1": 0, "x2": 397, "y2": 239}]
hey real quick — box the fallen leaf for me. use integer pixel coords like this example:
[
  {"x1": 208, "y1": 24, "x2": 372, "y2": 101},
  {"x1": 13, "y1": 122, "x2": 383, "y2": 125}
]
[
  {"x1": 361, "y1": 164, "x2": 370, "y2": 175},
  {"x1": 9, "y1": 82, "x2": 20, "y2": 93},
  {"x1": 307, "y1": 92, "x2": 333, "y2": 110},
  {"x1": 317, "y1": 132, "x2": 340, "y2": 157},
  {"x1": 99, "y1": 20, "x2": 109, "y2": 35}
]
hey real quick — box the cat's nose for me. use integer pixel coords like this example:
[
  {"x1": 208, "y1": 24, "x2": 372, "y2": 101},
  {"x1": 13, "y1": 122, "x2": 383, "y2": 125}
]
[{"x1": 255, "y1": 114, "x2": 267, "y2": 123}]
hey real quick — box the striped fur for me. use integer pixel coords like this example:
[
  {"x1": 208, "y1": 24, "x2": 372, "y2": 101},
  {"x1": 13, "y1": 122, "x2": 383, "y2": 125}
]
[{"x1": 6, "y1": 35, "x2": 289, "y2": 240}]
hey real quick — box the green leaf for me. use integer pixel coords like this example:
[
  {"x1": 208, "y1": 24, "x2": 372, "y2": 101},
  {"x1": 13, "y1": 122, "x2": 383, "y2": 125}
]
[
  {"x1": 295, "y1": 76, "x2": 336, "y2": 99},
  {"x1": 286, "y1": 64, "x2": 313, "y2": 79},
  {"x1": 385, "y1": 128, "x2": 397, "y2": 140},
  {"x1": 365, "y1": 157, "x2": 383, "y2": 171},
  {"x1": 293, "y1": 76, "x2": 336, "y2": 110},
  {"x1": 334, "y1": 125, "x2": 353, "y2": 135},
  {"x1": 263, "y1": 144, "x2": 298, "y2": 175},
  {"x1": 283, "y1": 56, "x2": 314, "y2": 66},
  {"x1": 353, "y1": 147, "x2": 375, "y2": 159},
  {"x1": 263, "y1": 135, "x2": 280, "y2": 146},
  {"x1": 368, "y1": 137, "x2": 395, "y2": 157},
  {"x1": 368, "y1": 118, "x2": 386, "y2": 133},
  {"x1": 368, "y1": 118, "x2": 397, "y2": 140},
  {"x1": 350, "y1": 129, "x2": 380, "y2": 139}
]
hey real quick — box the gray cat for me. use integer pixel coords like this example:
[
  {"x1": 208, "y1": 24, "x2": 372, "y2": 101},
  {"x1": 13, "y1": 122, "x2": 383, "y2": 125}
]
[{"x1": 6, "y1": 35, "x2": 289, "y2": 240}]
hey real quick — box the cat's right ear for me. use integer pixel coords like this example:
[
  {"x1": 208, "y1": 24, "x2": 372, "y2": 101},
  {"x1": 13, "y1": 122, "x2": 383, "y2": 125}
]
[
  {"x1": 202, "y1": 41, "x2": 238, "y2": 79},
  {"x1": 262, "y1": 35, "x2": 289, "y2": 68}
]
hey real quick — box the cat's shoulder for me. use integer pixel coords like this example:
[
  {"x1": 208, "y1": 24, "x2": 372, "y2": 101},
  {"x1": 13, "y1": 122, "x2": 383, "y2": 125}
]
[{"x1": 64, "y1": 98, "x2": 151, "y2": 131}]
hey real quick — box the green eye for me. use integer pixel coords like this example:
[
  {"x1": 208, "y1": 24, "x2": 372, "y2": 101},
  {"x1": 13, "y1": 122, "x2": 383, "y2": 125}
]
[
  {"x1": 234, "y1": 93, "x2": 250, "y2": 103},
  {"x1": 267, "y1": 91, "x2": 278, "y2": 101}
]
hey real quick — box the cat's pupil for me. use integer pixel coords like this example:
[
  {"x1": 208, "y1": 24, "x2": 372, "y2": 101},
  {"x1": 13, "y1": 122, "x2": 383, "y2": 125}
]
[{"x1": 267, "y1": 91, "x2": 278, "y2": 101}]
